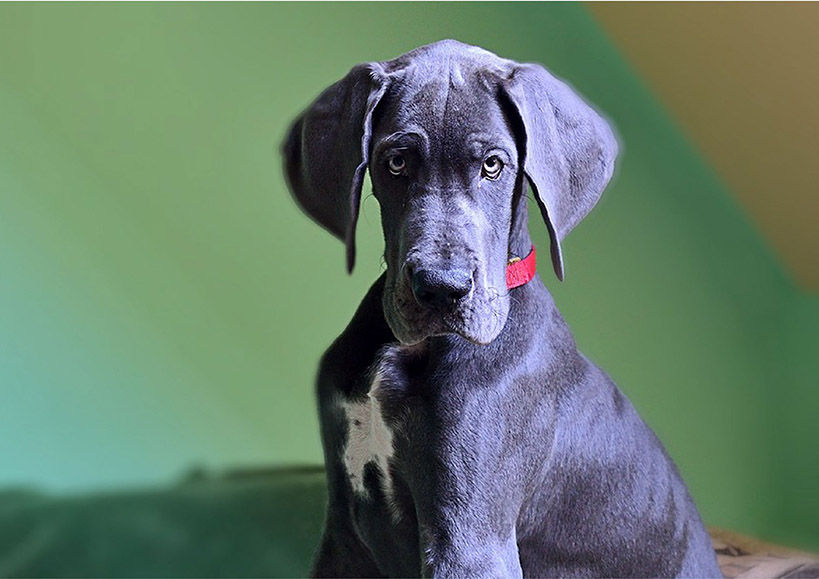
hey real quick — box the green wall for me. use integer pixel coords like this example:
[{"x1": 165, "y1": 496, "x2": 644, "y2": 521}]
[
  {"x1": 0, "y1": 2, "x2": 815, "y2": 549},
  {"x1": 769, "y1": 295, "x2": 819, "y2": 548}
]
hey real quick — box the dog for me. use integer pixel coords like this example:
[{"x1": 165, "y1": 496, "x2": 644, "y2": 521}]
[{"x1": 282, "y1": 40, "x2": 721, "y2": 578}]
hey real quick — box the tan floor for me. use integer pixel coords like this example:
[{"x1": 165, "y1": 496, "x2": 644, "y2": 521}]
[{"x1": 710, "y1": 528, "x2": 819, "y2": 578}]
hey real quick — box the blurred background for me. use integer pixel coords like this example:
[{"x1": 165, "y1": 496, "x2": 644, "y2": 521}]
[{"x1": 0, "y1": 2, "x2": 816, "y2": 576}]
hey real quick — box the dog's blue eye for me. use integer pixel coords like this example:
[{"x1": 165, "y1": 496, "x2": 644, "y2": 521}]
[
  {"x1": 387, "y1": 154, "x2": 406, "y2": 176},
  {"x1": 482, "y1": 156, "x2": 503, "y2": 180}
]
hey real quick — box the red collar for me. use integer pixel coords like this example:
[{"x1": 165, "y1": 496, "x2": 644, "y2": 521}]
[{"x1": 506, "y1": 245, "x2": 536, "y2": 290}]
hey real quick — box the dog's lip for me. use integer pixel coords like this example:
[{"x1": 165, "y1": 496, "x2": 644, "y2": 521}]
[
  {"x1": 392, "y1": 324, "x2": 493, "y2": 347},
  {"x1": 416, "y1": 324, "x2": 496, "y2": 346},
  {"x1": 445, "y1": 328, "x2": 494, "y2": 345},
  {"x1": 390, "y1": 304, "x2": 497, "y2": 346},
  {"x1": 441, "y1": 312, "x2": 501, "y2": 345}
]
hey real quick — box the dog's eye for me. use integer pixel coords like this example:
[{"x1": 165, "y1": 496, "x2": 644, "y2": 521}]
[
  {"x1": 481, "y1": 156, "x2": 503, "y2": 180},
  {"x1": 387, "y1": 154, "x2": 406, "y2": 176}
]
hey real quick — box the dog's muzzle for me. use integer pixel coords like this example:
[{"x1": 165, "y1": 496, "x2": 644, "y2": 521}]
[
  {"x1": 409, "y1": 267, "x2": 475, "y2": 311},
  {"x1": 384, "y1": 247, "x2": 537, "y2": 346}
]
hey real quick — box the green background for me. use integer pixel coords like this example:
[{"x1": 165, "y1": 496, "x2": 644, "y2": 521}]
[{"x1": 1, "y1": 1, "x2": 816, "y2": 552}]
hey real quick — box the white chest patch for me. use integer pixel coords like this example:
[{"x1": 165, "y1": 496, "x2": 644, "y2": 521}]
[{"x1": 340, "y1": 372, "x2": 396, "y2": 503}]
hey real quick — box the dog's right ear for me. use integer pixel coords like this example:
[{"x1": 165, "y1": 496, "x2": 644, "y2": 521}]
[{"x1": 282, "y1": 64, "x2": 389, "y2": 273}]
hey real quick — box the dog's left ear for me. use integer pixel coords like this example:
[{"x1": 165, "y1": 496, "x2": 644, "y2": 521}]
[
  {"x1": 500, "y1": 64, "x2": 618, "y2": 281},
  {"x1": 282, "y1": 63, "x2": 389, "y2": 273}
]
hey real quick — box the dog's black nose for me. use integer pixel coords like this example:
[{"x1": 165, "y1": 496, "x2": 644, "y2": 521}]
[{"x1": 411, "y1": 268, "x2": 473, "y2": 309}]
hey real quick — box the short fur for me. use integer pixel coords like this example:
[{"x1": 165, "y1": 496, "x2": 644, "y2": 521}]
[{"x1": 282, "y1": 40, "x2": 721, "y2": 578}]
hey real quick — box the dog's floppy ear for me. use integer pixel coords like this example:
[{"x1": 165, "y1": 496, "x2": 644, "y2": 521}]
[
  {"x1": 501, "y1": 64, "x2": 618, "y2": 281},
  {"x1": 282, "y1": 63, "x2": 389, "y2": 273}
]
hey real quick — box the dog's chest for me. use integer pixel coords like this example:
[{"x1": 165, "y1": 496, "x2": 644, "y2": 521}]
[
  {"x1": 337, "y1": 344, "x2": 424, "y2": 509},
  {"x1": 339, "y1": 375, "x2": 397, "y2": 503}
]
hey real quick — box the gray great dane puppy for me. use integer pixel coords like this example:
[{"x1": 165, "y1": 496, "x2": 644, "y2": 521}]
[{"x1": 282, "y1": 40, "x2": 721, "y2": 578}]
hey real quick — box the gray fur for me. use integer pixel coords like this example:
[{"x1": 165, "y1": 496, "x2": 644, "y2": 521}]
[{"x1": 282, "y1": 40, "x2": 721, "y2": 578}]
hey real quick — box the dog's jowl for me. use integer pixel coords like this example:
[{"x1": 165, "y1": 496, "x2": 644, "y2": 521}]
[{"x1": 282, "y1": 40, "x2": 721, "y2": 578}]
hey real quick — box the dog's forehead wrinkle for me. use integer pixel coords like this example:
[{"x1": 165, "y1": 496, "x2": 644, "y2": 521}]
[
  {"x1": 410, "y1": 95, "x2": 510, "y2": 157},
  {"x1": 373, "y1": 128, "x2": 430, "y2": 160},
  {"x1": 383, "y1": 58, "x2": 503, "y2": 140}
]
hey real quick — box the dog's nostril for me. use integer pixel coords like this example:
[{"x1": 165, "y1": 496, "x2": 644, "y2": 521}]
[{"x1": 411, "y1": 268, "x2": 473, "y2": 309}]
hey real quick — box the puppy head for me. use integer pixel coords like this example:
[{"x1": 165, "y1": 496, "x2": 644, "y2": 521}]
[{"x1": 283, "y1": 40, "x2": 618, "y2": 345}]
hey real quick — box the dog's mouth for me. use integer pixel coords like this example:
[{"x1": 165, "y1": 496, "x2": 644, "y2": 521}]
[{"x1": 383, "y1": 279, "x2": 509, "y2": 346}]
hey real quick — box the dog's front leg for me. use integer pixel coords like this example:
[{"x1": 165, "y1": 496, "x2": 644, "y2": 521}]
[
  {"x1": 402, "y1": 373, "x2": 537, "y2": 578},
  {"x1": 311, "y1": 519, "x2": 385, "y2": 578},
  {"x1": 417, "y1": 518, "x2": 522, "y2": 579},
  {"x1": 410, "y1": 447, "x2": 524, "y2": 579}
]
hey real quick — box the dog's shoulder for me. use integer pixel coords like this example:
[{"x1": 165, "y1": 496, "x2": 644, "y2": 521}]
[{"x1": 318, "y1": 274, "x2": 395, "y2": 397}]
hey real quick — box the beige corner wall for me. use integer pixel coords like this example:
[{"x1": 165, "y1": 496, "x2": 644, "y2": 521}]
[{"x1": 589, "y1": 2, "x2": 819, "y2": 291}]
